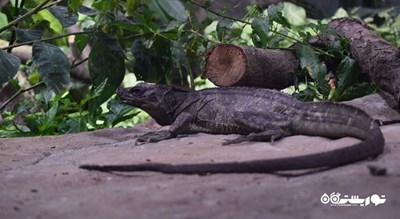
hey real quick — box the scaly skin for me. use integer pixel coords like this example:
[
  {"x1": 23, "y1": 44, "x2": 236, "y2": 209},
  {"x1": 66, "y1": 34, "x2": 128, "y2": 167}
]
[{"x1": 80, "y1": 83, "x2": 385, "y2": 174}]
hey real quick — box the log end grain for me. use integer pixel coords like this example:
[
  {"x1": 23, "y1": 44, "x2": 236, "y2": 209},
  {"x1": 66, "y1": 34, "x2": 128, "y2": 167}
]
[{"x1": 205, "y1": 44, "x2": 247, "y2": 86}]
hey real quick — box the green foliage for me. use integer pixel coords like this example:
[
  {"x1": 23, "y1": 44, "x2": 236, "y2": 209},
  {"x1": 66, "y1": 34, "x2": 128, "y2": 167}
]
[
  {"x1": 14, "y1": 27, "x2": 43, "y2": 42},
  {"x1": 0, "y1": 49, "x2": 20, "y2": 84},
  {"x1": 297, "y1": 44, "x2": 329, "y2": 98},
  {"x1": 0, "y1": 0, "x2": 398, "y2": 137},
  {"x1": 251, "y1": 17, "x2": 270, "y2": 47},
  {"x1": 217, "y1": 18, "x2": 233, "y2": 41},
  {"x1": 88, "y1": 32, "x2": 125, "y2": 117},
  {"x1": 32, "y1": 42, "x2": 71, "y2": 93},
  {"x1": 48, "y1": 6, "x2": 79, "y2": 28},
  {"x1": 154, "y1": 0, "x2": 188, "y2": 22}
]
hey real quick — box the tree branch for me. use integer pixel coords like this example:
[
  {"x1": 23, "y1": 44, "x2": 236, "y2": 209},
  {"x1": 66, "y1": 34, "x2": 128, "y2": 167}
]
[
  {"x1": 0, "y1": 81, "x2": 45, "y2": 112},
  {"x1": 186, "y1": 0, "x2": 251, "y2": 25},
  {"x1": 71, "y1": 57, "x2": 89, "y2": 69},
  {"x1": 1, "y1": 31, "x2": 94, "y2": 50},
  {"x1": 0, "y1": 0, "x2": 52, "y2": 34}
]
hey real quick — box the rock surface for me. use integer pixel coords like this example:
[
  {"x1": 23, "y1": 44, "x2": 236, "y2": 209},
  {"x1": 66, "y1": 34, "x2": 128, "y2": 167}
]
[{"x1": 1, "y1": 93, "x2": 400, "y2": 219}]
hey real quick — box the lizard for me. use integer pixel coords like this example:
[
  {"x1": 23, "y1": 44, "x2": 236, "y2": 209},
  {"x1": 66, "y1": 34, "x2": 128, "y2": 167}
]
[{"x1": 80, "y1": 83, "x2": 385, "y2": 174}]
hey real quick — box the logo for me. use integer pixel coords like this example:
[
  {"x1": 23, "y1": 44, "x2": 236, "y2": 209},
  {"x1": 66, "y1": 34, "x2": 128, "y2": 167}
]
[{"x1": 320, "y1": 192, "x2": 386, "y2": 207}]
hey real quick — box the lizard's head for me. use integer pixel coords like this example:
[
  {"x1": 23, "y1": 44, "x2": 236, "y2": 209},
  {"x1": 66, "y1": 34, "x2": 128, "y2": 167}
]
[{"x1": 117, "y1": 83, "x2": 181, "y2": 125}]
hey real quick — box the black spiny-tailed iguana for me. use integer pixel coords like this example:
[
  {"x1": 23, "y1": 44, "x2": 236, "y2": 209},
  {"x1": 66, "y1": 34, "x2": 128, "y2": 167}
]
[{"x1": 80, "y1": 83, "x2": 385, "y2": 174}]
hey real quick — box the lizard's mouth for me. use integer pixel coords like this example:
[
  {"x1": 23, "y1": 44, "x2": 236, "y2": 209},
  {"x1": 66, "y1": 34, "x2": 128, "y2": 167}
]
[{"x1": 116, "y1": 87, "x2": 142, "y2": 106}]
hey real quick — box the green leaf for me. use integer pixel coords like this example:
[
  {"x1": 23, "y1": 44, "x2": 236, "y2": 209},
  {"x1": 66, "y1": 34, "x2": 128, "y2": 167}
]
[
  {"x1": 155, "y1": 0, "x2": 187, "y2": 22},
  {"x1": 69, "y1": 0, "x2": 83, "y2": 13},
  {"x1": 332, "y1": 7, "x2": 349, "y2": 19},
  {"x1": 269, "y1": 28, "x2": 288, "y2": 47},
  {"x1": 312, "y1": 63, "x2": 329, "y2": 96},
  {"x1": 251, "y1": 17, "x2": 270, "y2": 47},
  {"x1": 170, "y1": 40, "x2": 186, "y2": 63},
  {"x1": 327, "y1": 39, "x2": 344, "y2": 55},
  {"x1": 337, "y1": 56, "x2": 357, "y2": 92},
  {"x1": 267, "y1": 3, "x2": 283, "y2": 18},
  {"x1": 41, "y1": 88, "x2": 55, "y2": 107},
  {"x1": 15, "y1": 28, "x2": 43, "y2": 43},
  {"x1": 33, "y1": 10, "x2": 63, "y2": 34},
  {"x1": 126, "y1": 0, "x2": 140, "y2": 16},
  {"x1": 297, "y1": 44, "x2": 329, "y2": 96},
  {"x1": 12, "y1": 102, "x2": 33, "y2": 116},
  {"x1": 297, "y1": 44, "x2": 318, "y2": 68},
  {"x1": 131, "y1": 12, "x2": 159, "y2": 32},
  {"x1": 38, "y1": 102, "x2": 59, "y2": 134},
  {"x1": 116, "y1": 21, "x2": 143, "y2": 34},
  {"x1": 294, "y1": 86, "x2": 318, "y2": 101},
  {"x1": 339, "y1": 82, "x2": 376, "y2": 101},
  {"x1": 130, "y1": 39, "x2": 163, "y2": 82},
  {"x1": 282, "y1": 2, "x2": 306, "y2": 26},
  {"x1": 104, "y1": 99, "x2": 137, "y2": 127},
  {"x1": 0, "y1": 12, "x2": 8, "y2": 28},
  {"x1": 88, "y1": 32, "x2": 125, "y2": 117},
  {"x1": 0, "y1": 50, "x2": 21, "y2": 84},
  {"x1": 24, "y1": 115, "x2": 40, "y2": 134},
  {"x1": 267, "y1": 2, "x2": 290, "y2": 27},
  {"x1": 161, "y1": 20, "x2": 182, "y2": 34},
  {"x1": 48, "y1": 6, "x2": 79, "y2": 27},
  {"x1": 25, "y1": 102, "x2": 59, "y2": 135},
  {"x1": 328, "y1": 89, "x2": 339, "y2": 101},
  {"x1": 78, "y1": 78, "x2": 107, "y2": 107},
  {"x1": 32, "y1": 42, "x2": 71, "y2": 93},
  {"x1": 216, "y1": 18, "x2": 233, "y2": 41},
  {"x1": 24, "y1": 1, "x2": 41, "y2": 8},
  {"x1": 92, "y1": 0, "x2": 118, "y2": 11},
  {"x1": 60, "y1": 117, "x2": 88, "y2": 134},
  {"x1": 75, "y1": 34, "x2": 90, "y2": 53},
  {"x1": 146, "y1": 0, "x2": 169, "y2": 22},
  {"x1": 41, "y1": 102, "x2": 58, "y2": 127}
]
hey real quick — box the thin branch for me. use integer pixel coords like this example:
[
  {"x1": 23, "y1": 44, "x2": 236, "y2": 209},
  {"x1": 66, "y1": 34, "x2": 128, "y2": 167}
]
[
  {"x1": 71, "y1": 57, "x2": 89, "y2": 69},
  {"x1": 1, "y1": 31, "x2": 94, "y2": 50},
  {"x1": 42, "y1": 0, "x2": 65, "y2": 10},
  {"x1": 131, "y1": 14, "x2": 174, "y2": 41},
  {"x1": 186, "y1": 29, "x2": 219, "y2": 44},
  {"x1": 0, "y1": 81, "x2": 45, "y2": 112},
  {"x1": 186, "y1": 0, "x2": 251, "y2": 25},
  {"x1": 0, "y1": 0, "x2": 52, "y2": 34}
]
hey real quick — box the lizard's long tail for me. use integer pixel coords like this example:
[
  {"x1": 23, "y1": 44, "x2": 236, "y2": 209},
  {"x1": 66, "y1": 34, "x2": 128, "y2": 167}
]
[{"x1": 80, "y1": 104, "x2": 385, "y2": 174}]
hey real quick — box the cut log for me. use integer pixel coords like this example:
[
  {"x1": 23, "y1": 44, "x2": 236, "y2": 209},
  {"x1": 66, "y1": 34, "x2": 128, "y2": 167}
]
[
  {"x1": 328, "y1": 18, "x2": 400, "y2": 106},
  {"x1": 204, "y1": 44, "x2": 298, "y2": 89}
]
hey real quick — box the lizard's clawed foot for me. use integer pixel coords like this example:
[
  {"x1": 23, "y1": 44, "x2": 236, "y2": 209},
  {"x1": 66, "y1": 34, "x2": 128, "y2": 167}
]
[
  {"x1": 222, "y1": 131, "x2": 284, "y2": 146},
  {"x1": 135, "y1": 130, "x2": 175, "y2": 146},
  {"x1": 222, "y1": 136, "x2": 251, "y2": 145}
]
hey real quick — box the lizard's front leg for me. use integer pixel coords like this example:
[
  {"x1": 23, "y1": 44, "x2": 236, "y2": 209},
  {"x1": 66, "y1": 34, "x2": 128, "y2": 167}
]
[{"x1": 136, "y1": 112, "x2": 195, "y2": 145}]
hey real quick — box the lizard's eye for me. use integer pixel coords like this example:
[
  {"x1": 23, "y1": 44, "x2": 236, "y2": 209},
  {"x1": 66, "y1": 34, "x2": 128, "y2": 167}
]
[{"x1": 131, "y1": 88, "x2": 144, "y2": 96}]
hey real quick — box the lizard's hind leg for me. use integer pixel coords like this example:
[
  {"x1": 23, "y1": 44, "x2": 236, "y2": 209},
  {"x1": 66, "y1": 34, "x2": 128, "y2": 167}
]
[
  {"x1": 222, "y1": 128, "x2": 291, "y2": 145},
  {"x1": 223, "y1": 112, "x2": 292, "y2": 145}
]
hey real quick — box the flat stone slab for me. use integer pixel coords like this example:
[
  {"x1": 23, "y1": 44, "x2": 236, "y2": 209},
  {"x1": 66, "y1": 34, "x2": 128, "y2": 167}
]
[{"x1": 1, "y1": 93, "x2": 400, "y2": 219}]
